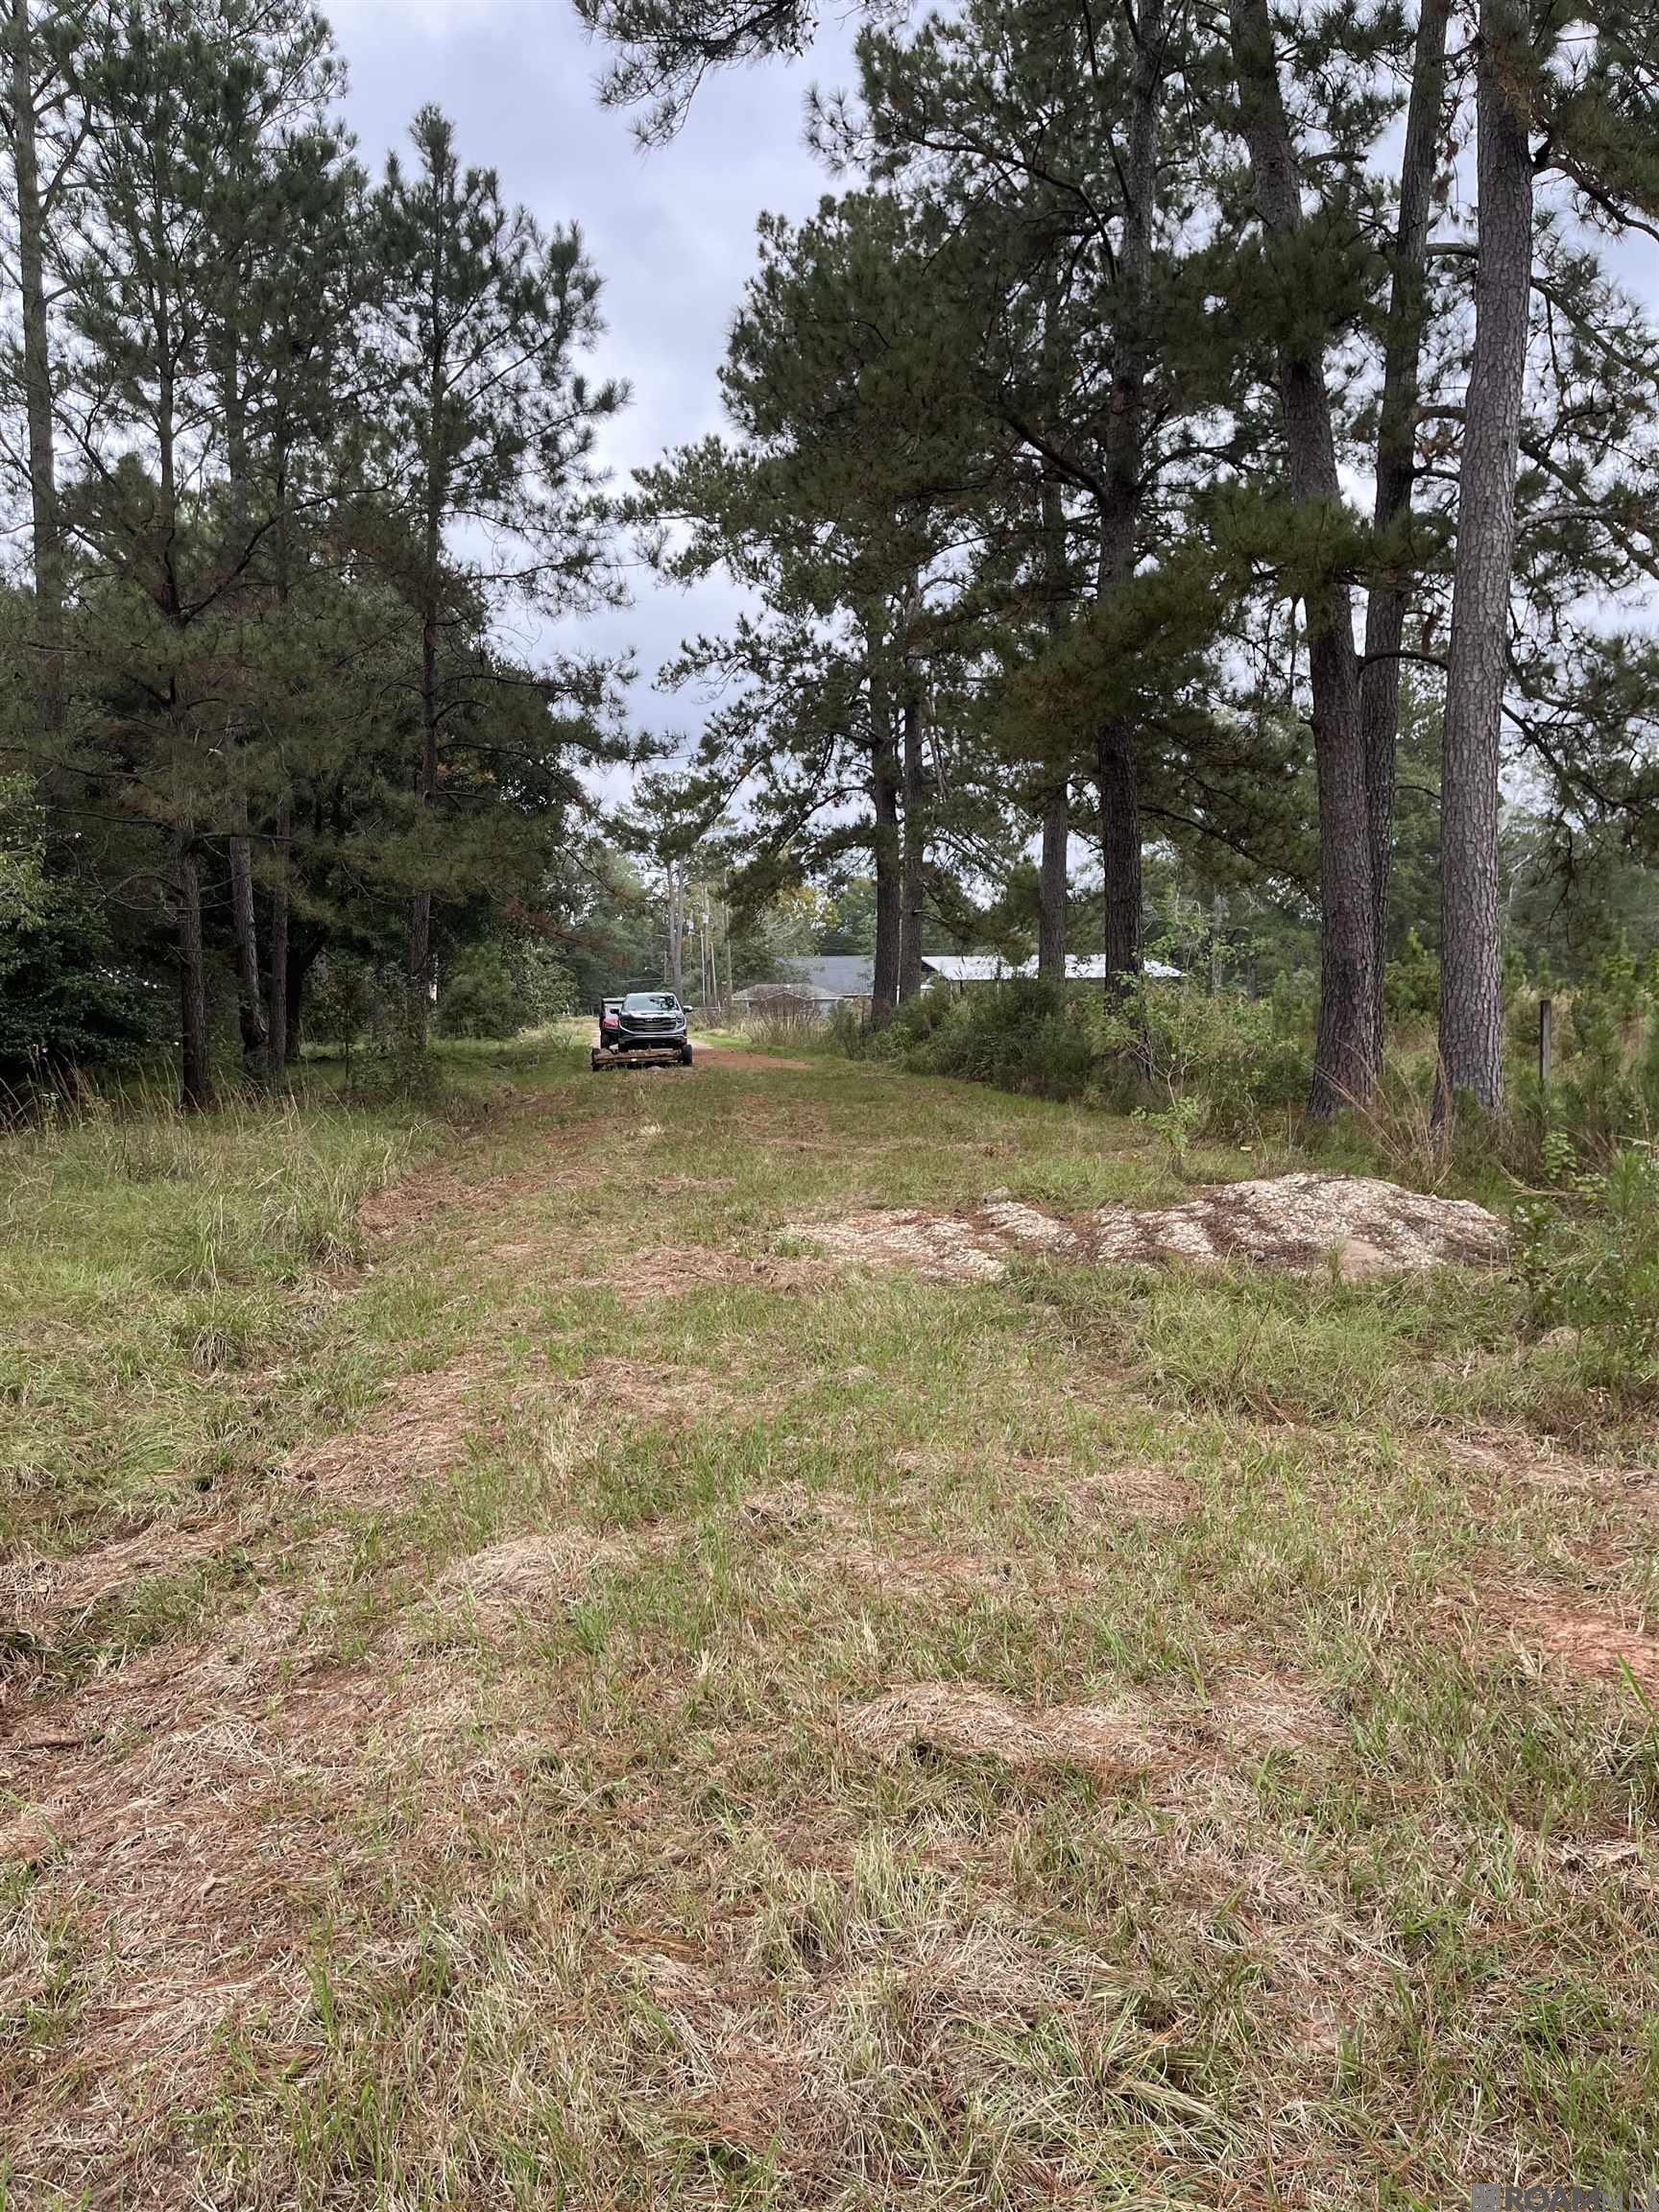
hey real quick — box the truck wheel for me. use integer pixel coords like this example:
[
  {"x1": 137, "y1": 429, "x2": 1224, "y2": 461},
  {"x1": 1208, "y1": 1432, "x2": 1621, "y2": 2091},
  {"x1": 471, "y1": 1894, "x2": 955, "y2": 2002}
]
[{"x1": 680, "y1": 1043, "x2": 694, "y2": 1067}]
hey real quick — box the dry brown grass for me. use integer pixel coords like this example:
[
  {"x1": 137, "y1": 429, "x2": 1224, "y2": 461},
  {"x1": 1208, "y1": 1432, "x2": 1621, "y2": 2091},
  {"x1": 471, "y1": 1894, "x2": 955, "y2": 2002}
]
[
  {"x1": 287, "y1": 1353, "x2": 508, "y2": 1506},
  {"x1": 842, "y1": 1672, "x2": 1335, "y2": 1781},
  {"x1": 10, "y1": 1038, "x2": 1659, "y2": 2206}
]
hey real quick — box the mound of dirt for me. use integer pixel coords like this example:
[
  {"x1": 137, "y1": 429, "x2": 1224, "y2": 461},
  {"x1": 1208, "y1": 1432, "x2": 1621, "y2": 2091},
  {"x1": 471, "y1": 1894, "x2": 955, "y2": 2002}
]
[
  {"x1": 1088, "y1": 1172, "x2": 1506, "y2": 1274},
  {"x1": 783, "y1": 1173, "x2": 1505, "y2": 1284}
]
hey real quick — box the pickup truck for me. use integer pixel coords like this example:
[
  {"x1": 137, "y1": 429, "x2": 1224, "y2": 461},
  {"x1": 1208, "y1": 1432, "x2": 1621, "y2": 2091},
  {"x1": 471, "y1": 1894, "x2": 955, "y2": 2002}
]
[{"x1": 592, "y1": 992, "x2": 694, "y2": 1070}]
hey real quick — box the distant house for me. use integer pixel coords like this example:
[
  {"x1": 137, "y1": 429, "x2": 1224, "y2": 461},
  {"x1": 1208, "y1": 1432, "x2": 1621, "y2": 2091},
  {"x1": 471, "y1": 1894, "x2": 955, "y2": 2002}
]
[
  {"x1": 920, "y1": 953, "x2": 1023, "y2": 986},
  {"x1": 921, "y1": 951, "x2": 1182, "y2": 990},
  {"x1": 731, "y1": 977, "x2": 842, "y2": 1021},
  {"x1": 1055, "y1": 953, "x2": 1183, "y2": 983},
  {"x1": 778, "y1": 956, "x2": 877, "y2": 998},
  {"x1": 737, "y1": 949, "x2": 1180, "y2": 1024},
  {"x1": 733, "y1": 956, "x2": 876, "y2": 1024}
]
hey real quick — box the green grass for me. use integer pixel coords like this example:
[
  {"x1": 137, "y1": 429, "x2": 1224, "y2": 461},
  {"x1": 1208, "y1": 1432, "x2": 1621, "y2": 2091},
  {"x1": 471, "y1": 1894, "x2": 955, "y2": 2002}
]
[{"x1": 3, "y1": 1028, "x2": 1658, "y2": 2205}]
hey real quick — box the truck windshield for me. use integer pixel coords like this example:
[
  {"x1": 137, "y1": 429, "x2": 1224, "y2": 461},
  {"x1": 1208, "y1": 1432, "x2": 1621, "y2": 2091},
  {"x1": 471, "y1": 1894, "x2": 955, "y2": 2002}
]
[{"x1": 623, "y1": 994, "x2": 680, "y2": 1012}]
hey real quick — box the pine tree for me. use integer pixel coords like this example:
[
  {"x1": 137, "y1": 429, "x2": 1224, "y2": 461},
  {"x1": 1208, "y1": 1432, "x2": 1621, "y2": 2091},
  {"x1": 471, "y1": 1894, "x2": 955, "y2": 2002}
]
[
  {"x1": 55, "y1": 0, "x2": 345, "y2": 1107},
  {"x1": 371, "y1": 106, "x2": 623, "y2": 1037},
  {"x1": 0, "y1": 0, "x2": 86, "y2": 747}
]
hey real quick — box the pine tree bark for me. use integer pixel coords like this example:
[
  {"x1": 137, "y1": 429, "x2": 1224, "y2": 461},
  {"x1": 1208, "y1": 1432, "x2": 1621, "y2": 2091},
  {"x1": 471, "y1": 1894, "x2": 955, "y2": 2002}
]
[
  {"x1": 407, "y1": 207, "x2": 448, "y2": 1046},
  {"x1": 283, "y1": 933, "x2": 312, "y2": 1068},
  {"x1": 1036, "y1": 474, "x2": 1070, "y2": 987},
  {"x1": 1230, "y1": 0, "x2": 1374, "y2": 1114},
  {"x1": 1359, "y1": 0, "x2": 1452, "y2": 1068},
  {"x1": 407, "y1": 598, "x2": 440, "y2": 1036},
  {"x1": 899, "y1": 683, "x2": 926, "y2": 1002},
  {"x1": 1097, "y1": 721, "x2": 1142, "y2": 995},
  {"x1": 174, "y1": 830, "x2": 212, "y2": 1113},
  {"x1": 1437, "y1": 0, "x2": 1532, "y2": 1122},
  {"x1": 1091, "y1": 0, "x2": 1162, "y2": 1005},
  {"x1": 871, "y1": 744, "x2": 902, "y2": 1025},
  {"x1": 1038, "y1": 780, "x2": 1070, "y2": 986},
  {"x1": 8, "y1": 0, "x2": 65, "y2": 740},
  {"x1": 266, "y1": 793, "x2": 291, "y2": 1087},
  {"x1": 228, "y1": 817, "x2": 270, "y2": 1082}
]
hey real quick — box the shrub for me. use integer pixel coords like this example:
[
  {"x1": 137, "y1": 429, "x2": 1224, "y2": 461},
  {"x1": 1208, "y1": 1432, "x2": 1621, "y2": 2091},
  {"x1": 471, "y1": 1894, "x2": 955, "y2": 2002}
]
[
  {"x1": 306, "y1": 953, "x2": 386, "y2": 1057},
  {"x1": 1383, "y1": 928, "x2": 1440, "y2": 1022},
  {"x1": 905, "y1": 979, "x2": 1095, "y2": 1099},
  {"x1": 832, "y1": 973, "x2": 1310, "y2": 1137},
  {"x1": 1508, "y1": 943, "x2": 1659, "y2": 1170},
  {"x1": 1088, "y1": 976, "x2": 1307, "y2": 1134},
  {"x1": 0, "y1": 776, "x2": 158, "y2": 1087},
  {"x1": 1515, "y1": 1143, "x2": 1659, "y2": 1392},
  {"x1": 437, "y1": 942, "x2": 523, "y2": 1040}
]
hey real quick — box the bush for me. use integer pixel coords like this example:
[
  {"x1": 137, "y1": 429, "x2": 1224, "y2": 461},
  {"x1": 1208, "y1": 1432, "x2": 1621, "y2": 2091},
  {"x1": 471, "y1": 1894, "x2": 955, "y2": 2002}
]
[
  {"x1": 832, "y1": 974, "x2": 1309, "y2": 1138},
  {"x1": 1515, "y1": 1143, "x2": 1659, "y2": 1392},
  {"x1": 436, "y1": 937, "x2": 578, "y2": 1041},
  {"x1": 1508, "y1": 943, "x2": 1659, "y2": 1170},
  {"x1": 0, "y1": 778, "x2": 157, "y2": 1087},
  {"x1": 306, "y1": 953, "x2": 387, "y2": 1057},
  {"x1": 901, "y1": 979, "x2": 1096, "y2": 1098},
  {"x1": 437, "y1": 942, "x2": 523, "y2": 1040},
  {"x1": 1088, "y1": 976, "x2": 1307, "y2": 1134},
  {"x1": 1383, "y1": 928, "x2": 1440, "y2": 1022}
]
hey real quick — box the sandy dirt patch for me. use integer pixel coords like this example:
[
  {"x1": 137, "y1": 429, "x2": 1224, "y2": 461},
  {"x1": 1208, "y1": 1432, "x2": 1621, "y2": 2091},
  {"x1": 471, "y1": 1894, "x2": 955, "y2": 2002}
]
[
  {"x1": 783, "y1": 1173, "x2": 1507, "y2": 1284},
  {"x1": 1526, "y1": 1604, "x2": 1659, "y2": 1695}
]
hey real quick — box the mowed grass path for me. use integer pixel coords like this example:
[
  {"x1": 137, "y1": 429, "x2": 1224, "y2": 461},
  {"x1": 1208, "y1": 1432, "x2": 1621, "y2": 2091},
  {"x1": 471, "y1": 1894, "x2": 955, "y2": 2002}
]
[{"x1": 2, "y1": 1031, "x2": 1657, "y2": 2207}]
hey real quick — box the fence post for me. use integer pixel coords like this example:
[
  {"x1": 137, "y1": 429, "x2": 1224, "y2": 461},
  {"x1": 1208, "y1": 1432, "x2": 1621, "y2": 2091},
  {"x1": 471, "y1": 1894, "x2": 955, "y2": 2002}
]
[{"x1": 1538, "y1": 996, "x2": 1552, "y2": 1090}]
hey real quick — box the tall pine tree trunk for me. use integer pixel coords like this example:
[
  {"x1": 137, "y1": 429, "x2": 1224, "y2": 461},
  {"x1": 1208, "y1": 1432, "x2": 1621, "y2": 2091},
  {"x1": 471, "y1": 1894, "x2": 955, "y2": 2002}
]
[
  {"x1": 1038, "y1": 781, "x2": 1070, "y2": 986},
  {"x1": 284, "y1": 934, "x2": 313, "y2": 1068},
  {"x1": 220, "y1": 349, "x2": 271, "y2": 1087},
  {"x1": 407, "y1": 594, "x2": 440, "y2": 1035},
  {"x1": 1097, "y1": 721, "x2": 1142, "y2": 995},
  {"x1": 1437, "y1": 0, "x2": 1532, "y2": 1121},
  {"x1": 1230, "y1": 0, "x2": 1374, "y2": 1114},
  {"x1": 228, "y1": 814, "x2": 270, "y2": 1082},
  {"x1": 173, "y1": 829, "x2": 212, "y2": 1114},
  {"x1": 870, "y1": 702, "x2": 902, "y2": 1028},
  {"x1": 8, "y1": 0, "x2": 64, "y2": 741},
  {"x1": 1036, "y1": 475, "x2": 1070, "y2": 988},
  {"x1": 1359, "y1": 0, "x2": 1453, "y2": 1070},
  {"x1": 266, "y1": 792, "x2": 291, "y2": 1087},
  {"x1": 899, "y1": 683, "x2": 926, "y2": 1002},
  {"x1": 1091, "y1": 0, "x2": 1162, "y2": 1005}
]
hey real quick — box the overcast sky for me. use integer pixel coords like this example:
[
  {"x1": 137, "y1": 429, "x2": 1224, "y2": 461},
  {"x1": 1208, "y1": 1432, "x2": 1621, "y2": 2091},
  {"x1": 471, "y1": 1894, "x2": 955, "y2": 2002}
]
[
  {"x1": 328, "y1": 0, "x2": 857, "y2": 757},
  {"x1": 325, "y1": 0, "x2": 1659, "y2": 787}
]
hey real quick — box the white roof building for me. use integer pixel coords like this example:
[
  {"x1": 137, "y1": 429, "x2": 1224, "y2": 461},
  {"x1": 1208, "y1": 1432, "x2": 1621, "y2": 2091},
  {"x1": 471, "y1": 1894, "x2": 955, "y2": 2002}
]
[{"x1": 920, "y1": 952, "x2": 1182, "y2": 985}]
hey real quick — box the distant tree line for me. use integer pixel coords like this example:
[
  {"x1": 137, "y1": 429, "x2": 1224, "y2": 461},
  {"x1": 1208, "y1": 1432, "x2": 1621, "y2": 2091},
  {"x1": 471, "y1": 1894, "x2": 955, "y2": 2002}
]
[
  {"x1": 0, "y1": 0, "x2": 633, "y2": 1100},
  {"x1": 602, "y1": 0, "x2": 1659, "y2": 1124}
]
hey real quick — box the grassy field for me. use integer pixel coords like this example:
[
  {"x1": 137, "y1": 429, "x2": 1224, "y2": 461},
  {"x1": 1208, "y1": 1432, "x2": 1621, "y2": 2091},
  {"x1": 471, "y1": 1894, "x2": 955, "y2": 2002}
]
[{"x1": 2, "y1": 1029, "x2": 1657, "y2": 2207}]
